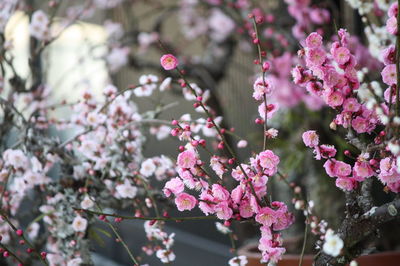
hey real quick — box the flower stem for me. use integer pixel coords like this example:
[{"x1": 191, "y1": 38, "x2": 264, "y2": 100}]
[
  {"x1": 0, "y1": 211, "x2": 48, "y2": 265},
  {"x1": 252, "y1": 18, "x2": 268, "y2": 151},
  {"x1": 299, "y1": 222, "x2": 309, "y2": 266}
]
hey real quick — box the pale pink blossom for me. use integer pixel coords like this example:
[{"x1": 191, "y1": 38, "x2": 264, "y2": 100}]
[
  {"x1": 237, "y1": 140, "x2": 248, "y2": 148},
  {"x1": 215, "y1": 202, "x2": 233, "y2": 220},
  {"x1": 386, "y1": 17, "x2": 398, "y2": 35},
  {"x1": 208, "y1": 8, "x2": 235, "y2": 42},
  {"x1": 163, "y1": 177, "x2": 184, "y2": 197},
  {"x1": 336, "y1": 177, "x2": 356, "y2": 191},
  {"x1": 253, "y1": 77, "x2": 274, "y2": 100},
  {"x1": 258, "y1": 103, "x2": 279, "y2": 120},
  {"x1": 175, "y1": 193, "x2": 197, "y2": 211},
  {"x1": 255, "y1": 207, "x2": 277, "y2": 226},
  {"x1": 302, "y1": 130, "x2": 319, "y2": 147},
  {"x1": 177, "y1": 150, "x2": 197, "y2": 169},
  {"x1": 140, "y1": 159, "x2": 156, "y2": 177},
  {"x1": 80, "y1": 196, "x2": 94, "y2": 209},
  {"x1": 115, "y1": 181, "x2": 138, "y2": 199},
  {"x1": 382, "y1": 64, "x2": 397, "y2": 85},
  {"x1": 305, "y1": 32, "x2": 322, "y2": 48},
  {"x1": 72, "y1": 216, "x2": 87, "y2": 232},
  {"x1": 389, "y1": 2, "x2": 398, "y2": 17},
  {"x1": 258, "y1": 150, "x2": 280, "y2": 171},
  {"x1": 210, "y1": 156, "x2": 226, "y2": 178}
]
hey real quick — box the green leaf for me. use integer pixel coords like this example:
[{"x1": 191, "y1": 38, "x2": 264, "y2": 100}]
[
  {"x1": 94, "y1": 227, "x2": 112, "y2": 238},
  {"x1": 88, "y1": 227, "x2": 105, "y2": 247}
]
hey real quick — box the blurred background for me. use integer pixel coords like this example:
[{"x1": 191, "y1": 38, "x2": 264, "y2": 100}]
[{"x1": 3, "y1": 0, "x2": 399, "y2": 265}]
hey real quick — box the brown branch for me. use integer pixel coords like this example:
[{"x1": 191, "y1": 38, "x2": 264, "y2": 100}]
[{"x1": 314, "y1": 199, "x2": 400, "y2": 265}]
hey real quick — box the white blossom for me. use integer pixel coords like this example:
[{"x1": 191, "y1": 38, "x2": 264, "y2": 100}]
[
  {"x1": 228, "y1": 255, "x2": 248, "y2": 266},
  {"x1": 72, "y1": 216, "x2": 88, "y2": 232},
  {"x1": 140, "y1": 159, "x2": 156, "y2": 177},
  {"x1": 323, "y1": 229, "x2": 344, "y2": 257},
  {"x1": 156, "y1": 249, "x2": 176, "y2": 263},
  {"x1": 80, "y1": 196, "x2": 94, "y2": 209},
  {"x1": 116, "y1": 181, "x2": 138, "y2": 199}
]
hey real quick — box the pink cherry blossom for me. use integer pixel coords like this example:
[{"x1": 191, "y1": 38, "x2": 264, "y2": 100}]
[
  {"x1": 389, "y1": 2, "x2": 398, "y2": 17},
  {"x1": 231, "y1": 185, "x2": 244, "y2": 204},
  {"x1": 302, "y1": 130, "x2": 319, "y2": 148},
  {"x1": 305, "y1": 32, "x2": 322, "y2": 48},
  {"x1": 306, "y1": 48, "x2": 326, "y2": 66},
  {"x1": 386, "y1": 17, "x2": 398, "y2": 35},
  {"x1": 382, "y1": 45, "x2": 396, "y2": 65},
  {"x1": 273, "y1": 210, "x2": 295, "y2": 231},
  {"x1": 212, "y1": 184, "x2": 230, "y2": 201},
  {"x1": 258, "y1": 103, "x2": 279, "y2": 120},
  {"x1": 160, "y1": 54, "x2": 179, "y2": 70},
  {"x1": 177, "y1": 150, "x2": 197, "y2": 169},
  {"x1": 326, "y1": 91, "x2": 344, "y2": 107},
  {"x1": 198, "y1": 191, "x2": 216, "y2": 215},
  {"x1": 351, "y1": 116, "x2": 368, "y2": 133},
  {"x1": 335, "y1": 177, "x2": 356, "y2": 191},
  {"x1": 353, "y1": 161, "x2": 374, "y2": 179},
  {"x1": 253, "y1": 77, "x2": 274, "y2": 100},
  {"x1": 175, "y1": 193, "x2": 197, "y2": 211},
  {"x1": 255, "y1": 207, "x2": 277, "y2": 226},
  {"x1": 319, "y1": 144, "x2": 336, "y2": 159},
  {"x1": 239, "y1": 198, "x2": 255, "y2": 218},
  {"x1": 214, "y1": 202, "x2": 233, "y2": 220},
  {"x1": 163, "y1": 177, "x2": 184, "y2": 197},
  {"x1": 332, "y1": 46, "x2": 350, "y2": 65},
  {"x1": 382, "y1": 64, "x2": 397, "y2": 85},
  {"x1": 323, "y1": 159, "x2": 336, "y2": 177},
  {"x1": 258, "y1": 150, "x2": 280, "y2": 174},
  {"x1": 333, "y1": 160, "x2": 352, "y2": 177},
  {"x1": 343, "y1": 98, "x2": 360, "y2": 112}
]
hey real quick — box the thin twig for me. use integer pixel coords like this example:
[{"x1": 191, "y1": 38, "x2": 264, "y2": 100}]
[{"x1": 75, "y1": 208, "x2": 217, "y2": 221}]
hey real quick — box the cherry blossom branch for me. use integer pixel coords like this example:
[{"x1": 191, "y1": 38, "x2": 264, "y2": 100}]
[
  {"x1": 98, "y1": 82, "x2": 158, "y2": 113},
  {"x1": 251, "y1": 17, "x2": 268, "y2": 151},
  {"x1": 75, "y1": 208, "x2": 217, "y2": 221},
  {"x1": 57, "y1": 128, "x2": 94, "y2": 149},
  {"x1": 0, "y1": 243, "x2": 25, "y2": 264},
  {"x1": 315, "y1": 199, "x2": 400, "y2": 265},
  {"x1": 299, "y1": 223, "x2": 309, "y2": 266},
  {"x1": 87, "y1": 201, "x2": 140, "y2": 266},
  {"x1": 106, "y1": 220, "x2": 139, "y2": 266},
  {"x1": 0, "y1": 211, "x2": 48, "y2": 265},
  {"x1": 174, "y1": 68, "x2": 264, "y2": 205}
]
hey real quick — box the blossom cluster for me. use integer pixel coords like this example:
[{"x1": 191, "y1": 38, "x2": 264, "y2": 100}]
[
  {"x1": 303, "y1": 129, "x2": 400, "y2": 192},
  {"x1": 160, "y1": 51, "x2": 295, "y2": 263},
  {"x1": 294, "y1": 30, "x2": 382, "y2": 134}
]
